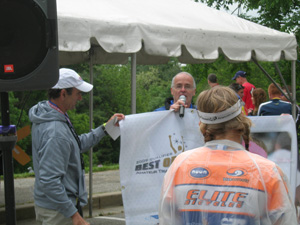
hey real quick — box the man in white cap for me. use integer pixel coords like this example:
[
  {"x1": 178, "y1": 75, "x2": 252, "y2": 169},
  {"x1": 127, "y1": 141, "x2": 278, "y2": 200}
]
[{"x1": 29, "y1": 68, "x2": 125, "y2": 225}]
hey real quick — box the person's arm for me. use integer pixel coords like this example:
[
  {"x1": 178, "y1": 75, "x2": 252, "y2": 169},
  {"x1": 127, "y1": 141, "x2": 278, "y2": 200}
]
[
  {"x1": 79, "y1": 113, "x2": 125, "y2": 152},
  {"x1": 159, "y1": 151, "x2": 194, "y2": 225},
  {"x1": 243, "y1": 87, "x2": 254, "y2": 112},
  {"x1": 71, "y1": 212, "x2": 90, "y2": 225},
  {"x1": 257, "y1": 104, "x2": 263, "y2": 116}
]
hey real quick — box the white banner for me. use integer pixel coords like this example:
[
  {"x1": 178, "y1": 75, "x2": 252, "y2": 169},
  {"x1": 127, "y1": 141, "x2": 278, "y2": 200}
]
[{"x1": 119, "y1": 110, "x2": 297, "y2": 225}]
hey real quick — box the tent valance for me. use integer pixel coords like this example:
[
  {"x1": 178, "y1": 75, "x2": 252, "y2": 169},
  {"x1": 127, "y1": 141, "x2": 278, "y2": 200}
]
[{"x1": 57, "y1": 0, "x2": 297, "y2": 65}]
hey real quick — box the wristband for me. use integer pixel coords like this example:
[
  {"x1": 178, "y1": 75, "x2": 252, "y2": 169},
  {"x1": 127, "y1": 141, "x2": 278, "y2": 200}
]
[{"x1": 101, "y1": 124, "x2": 108, "y2": 135}]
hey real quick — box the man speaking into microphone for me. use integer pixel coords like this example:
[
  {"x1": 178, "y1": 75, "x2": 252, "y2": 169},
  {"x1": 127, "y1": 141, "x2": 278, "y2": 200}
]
[{"x1": 155, "y1": 72, "x2": 196, "y2": 114}]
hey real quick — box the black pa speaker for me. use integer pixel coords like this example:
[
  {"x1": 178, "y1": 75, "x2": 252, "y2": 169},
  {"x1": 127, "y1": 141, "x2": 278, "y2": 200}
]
[{"x1": 0, "y1": 0, "x2": 59, "y2": 92}]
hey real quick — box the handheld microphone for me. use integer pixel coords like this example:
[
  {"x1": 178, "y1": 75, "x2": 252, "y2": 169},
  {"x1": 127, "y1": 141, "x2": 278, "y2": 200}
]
[{"x1": 179, "y1": 95, "x2": 186, "y2": 118}]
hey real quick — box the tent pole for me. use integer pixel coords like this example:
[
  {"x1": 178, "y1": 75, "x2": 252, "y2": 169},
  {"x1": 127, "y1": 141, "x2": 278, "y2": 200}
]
[
  {"x1": 252, "y1": 58, "x2": 287, "y2": 99},
  {"x1": 131, "y1": 53, "x2": 137, "y2": 114},
  {"x1": 88, "y1": 49, "x2": 94, "y2": 217},
  {"x1": 291, "y1": 61, "x2": 296, "y2": 120},
  {"x1": 274, "y1": 62, "x2": 292, "y2": 102},
  {"x1": 291, "y1": 60, "x2": 297, "y2": 201}
]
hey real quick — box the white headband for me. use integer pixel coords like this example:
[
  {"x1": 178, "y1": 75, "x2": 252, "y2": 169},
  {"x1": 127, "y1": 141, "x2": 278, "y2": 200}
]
[{"x1": 197, "y1": 100, "x2": 242, "y2": 124}]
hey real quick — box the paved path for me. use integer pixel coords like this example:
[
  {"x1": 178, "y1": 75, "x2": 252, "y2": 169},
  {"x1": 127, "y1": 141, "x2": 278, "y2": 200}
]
[{"x1": 0, "y1": 170, "x2": 121, "y2": 207}]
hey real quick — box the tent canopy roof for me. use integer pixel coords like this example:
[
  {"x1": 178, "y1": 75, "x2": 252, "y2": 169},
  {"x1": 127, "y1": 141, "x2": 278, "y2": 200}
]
[{"x1": 57, "y1": 0, "x2": 297, "y2": 65}]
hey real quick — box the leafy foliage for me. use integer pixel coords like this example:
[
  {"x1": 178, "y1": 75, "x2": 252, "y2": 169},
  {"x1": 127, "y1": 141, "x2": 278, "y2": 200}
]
[
  {"x1": 196, "y1": 0, "x2": 300, "y2": 98},
  {"x1": 198, "y1": 0, "x2": 300, "y2": 41}
]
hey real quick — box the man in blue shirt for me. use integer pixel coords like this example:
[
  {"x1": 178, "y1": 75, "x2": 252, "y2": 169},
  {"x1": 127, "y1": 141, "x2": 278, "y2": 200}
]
[
  {"x1": 155, "y1": 72, "x2": 196, "y2": 111},
  {"x1": 258, "y1": 83, "x2": 292, "y2": 116}
]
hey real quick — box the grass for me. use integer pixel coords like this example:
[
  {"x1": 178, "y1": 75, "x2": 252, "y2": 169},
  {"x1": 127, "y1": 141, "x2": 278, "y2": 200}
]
[
  {"x1": 2, "y1": 164, "x2": 119, "y2": 179},
  {"x1": 87, "y1": 164, "x2": 119, "y2": 173}
]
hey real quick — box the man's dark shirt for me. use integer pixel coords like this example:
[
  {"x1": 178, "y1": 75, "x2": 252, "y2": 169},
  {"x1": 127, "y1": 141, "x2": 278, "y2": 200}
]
[
  {"x1": 154, "y1": 97, "x2": 195, "y2": 111},
  {"x1": 258, "y1": 98, "x2": 292, "y2": 116}
]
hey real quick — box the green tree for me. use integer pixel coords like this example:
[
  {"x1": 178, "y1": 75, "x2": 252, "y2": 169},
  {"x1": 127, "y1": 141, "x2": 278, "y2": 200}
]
[
  {"x1": 198, "y1": 0, "x2": 300, "y2": 40},
  {"x1": 193, "y1": 0, "x2": 300, "y2": 99},
  {"x1": 184, "y1": 55, "x2": 274, "y2": 97},
  {"x1": 136, "y1": 58, "x2": 187, "y2": 110}
]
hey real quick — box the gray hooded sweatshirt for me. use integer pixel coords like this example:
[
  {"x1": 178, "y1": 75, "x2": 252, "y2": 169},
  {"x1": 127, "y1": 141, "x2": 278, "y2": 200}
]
[{"x1": 29, "y1": 100, "x2": 106, "y2": 218}]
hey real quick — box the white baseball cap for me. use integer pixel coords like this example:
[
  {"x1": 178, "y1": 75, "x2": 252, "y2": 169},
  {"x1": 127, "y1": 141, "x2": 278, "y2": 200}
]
[{"x1": 52, "y1": 68, "x2": 93, "y2": 92}]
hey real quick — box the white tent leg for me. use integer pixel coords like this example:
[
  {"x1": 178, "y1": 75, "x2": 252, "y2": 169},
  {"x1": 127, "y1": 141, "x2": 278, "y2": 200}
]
[
  {"x1": 88, "y1": 50, "x2": 94, "y2": 217},
  {"x1": 292, "y1": 61, "x2": 296, "y2": 119},
  {"x1": 131, "y1": 53, "x2": 137, "y2": 114},
  {"x1": 291, "y1": 60, "x2": 297, "y2": 201}
]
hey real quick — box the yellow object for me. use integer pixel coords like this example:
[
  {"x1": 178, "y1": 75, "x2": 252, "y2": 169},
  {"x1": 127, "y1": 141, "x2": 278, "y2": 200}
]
[{"x1": 13, "y1": 125, "x2": 31, "y2": 165}]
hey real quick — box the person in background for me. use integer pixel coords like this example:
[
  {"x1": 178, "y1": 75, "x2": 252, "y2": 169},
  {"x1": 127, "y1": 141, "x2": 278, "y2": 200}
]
[
  {"x1": 242, "y1": 135, "x2": 268, "y2": 158},
  {"x1": 229, "y1": 83, "x2": 244, "y2": 99},
  {"x1": 281, "y1": 86, "x2": 293, "y2": 102},
  {"x1": 258, "y1": 83, "x2": 292, "y2": 116},
  {"x1": 159, "y1": 86, "x2": 297, "y2": 225},
  {"x1": 207, "y1": 73, "x2": 219, "y2": 88},
  {"x1": 154, "y1": 72, "x2": 196, "y2": 111},
  {"x1": 280, "y1": 85, "x2": 300, "y2": 127},
  {"x1": 232, "y1": 70, "x2": 255, "y2": 115},
  {"x1": 248, "y1": 88, "x2": 267, "y2": 116},
  {"x1": 29, "y1": 68, "x2": 125, "y2": 225},
  {"x1": 229, "y1": 83, "x2": 247, "y2": 115},
  {"x1": 268, "y1": 132, "x2": 292, "y2": 181}
]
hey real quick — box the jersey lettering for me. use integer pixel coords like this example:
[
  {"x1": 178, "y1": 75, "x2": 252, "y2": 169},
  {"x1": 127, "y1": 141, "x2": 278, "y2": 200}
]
[{"x1": 184, "y1": 189, "x2": 248, "y2": 208}]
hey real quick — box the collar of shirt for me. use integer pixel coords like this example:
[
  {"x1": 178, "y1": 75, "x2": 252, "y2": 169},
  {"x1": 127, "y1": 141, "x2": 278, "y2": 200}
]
[
  {"x1": 204, "y1": 139, "x2": 245, "y2": 150},
  {"x1": 48, "y1": 100, "x2": 73, "y2": 126}
]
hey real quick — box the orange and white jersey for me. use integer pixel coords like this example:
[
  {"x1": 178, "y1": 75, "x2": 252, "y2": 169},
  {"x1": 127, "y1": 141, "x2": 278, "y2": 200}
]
[{"x1": 159, "y1": 140, "x2": 297, "y2": 225}]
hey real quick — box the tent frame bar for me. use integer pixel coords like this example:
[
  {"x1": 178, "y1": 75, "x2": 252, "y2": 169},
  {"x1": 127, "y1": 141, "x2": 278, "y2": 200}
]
[
  {"x1": 291, "y1": 61, "x2": 297, "y2": 120},
  {"x1": 88, "y1": 49, "x2": 94, "y2": 217},
  {"x1": 252, "y1": 58, "x2": 284, "y2": 97},
  {"x1": 131, "y1": 53, "x2": 137, "y2": 114},
  {"x1": 274, "y1": 63, "x2": 293, "y2": 102},
  {"x1": 251, "y1": 57, "x2": 297, "y2": 119}
]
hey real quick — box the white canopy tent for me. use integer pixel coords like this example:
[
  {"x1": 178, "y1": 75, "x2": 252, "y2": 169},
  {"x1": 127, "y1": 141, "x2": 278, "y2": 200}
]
[
  {"x1": 56, "y1": 0, "x2": 298, "y2": 216},
  {"x1": 57, "y1": 0, "x2": 298, "y2": 113},
  {"x1": 58, "y1": 0, "x2": 296, "y2": 64}
]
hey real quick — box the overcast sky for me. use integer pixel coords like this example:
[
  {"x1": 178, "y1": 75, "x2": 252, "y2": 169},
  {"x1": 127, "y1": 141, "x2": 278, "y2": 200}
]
[{"x1": 223, "y1": 3, "x2": 259, "y2": 17}]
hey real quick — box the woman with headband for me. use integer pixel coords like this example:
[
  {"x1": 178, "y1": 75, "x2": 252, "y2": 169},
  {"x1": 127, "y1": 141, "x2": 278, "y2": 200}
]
[{"x1": 159, "y1": 86, "x2": 297, "y2": 225}]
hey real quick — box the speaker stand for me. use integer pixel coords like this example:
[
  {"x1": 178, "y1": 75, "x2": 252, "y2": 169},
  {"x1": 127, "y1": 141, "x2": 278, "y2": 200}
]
[{"x1": 0, "y1": 92, "x2": 17, "y2": 225}]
